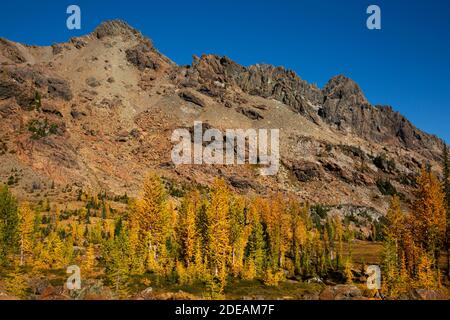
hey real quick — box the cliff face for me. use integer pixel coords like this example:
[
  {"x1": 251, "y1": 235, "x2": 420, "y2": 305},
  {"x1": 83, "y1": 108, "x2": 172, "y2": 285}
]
[
  {"x1": 177, "y1": 55, "x2": 443, "y2": 157},
  {"x1": 320, "y1": 75, "x2": 442, "y2": 158},
  {"x1": 0, "y1": 20, "x2": 446, "y2": 226},
  {"x1": 179, "y1": 54, "x2": 323, "y2": 116}
]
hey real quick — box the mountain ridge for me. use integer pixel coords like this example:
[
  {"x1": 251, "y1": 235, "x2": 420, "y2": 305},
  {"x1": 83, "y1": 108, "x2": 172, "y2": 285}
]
[
  {"x1": 0, "y1": 20, "x2": 446, "y2": 231},
  {"x1": 1, "y1": 20, "x2": 444, "y2": 149}
]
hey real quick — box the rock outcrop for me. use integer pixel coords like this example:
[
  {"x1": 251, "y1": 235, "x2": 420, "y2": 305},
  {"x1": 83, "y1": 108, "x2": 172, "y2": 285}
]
[
  {"x1": 0, "y1": 65, "x2": 72, "y2": 108},
  {"x1": 0, "y1": 38, "x2": 27, "y2": 63},
  {"x1": 178, "y1": 54, "x2": 323, "y2": 120},
  {"x1": 126, "y1": 42, "x2": 159, "y2": 71},
  {"x1": 92, "y1": 20, "x2": 143, "y2": 40},
  {"x1": 320, "y1": 75, "x2": 443, "y2": 156},
  {"x1": 319, "y1": 285, "x2": 366, "y2": 300},
  {"x1": 178, "y1": 56, "x2": 443, "y2": 157}
]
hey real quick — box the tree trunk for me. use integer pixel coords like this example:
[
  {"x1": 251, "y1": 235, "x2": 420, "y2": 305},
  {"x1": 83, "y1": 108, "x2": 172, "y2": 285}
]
[{"x1": 20, "y1": 236, "x2": 24, "y2": 266}]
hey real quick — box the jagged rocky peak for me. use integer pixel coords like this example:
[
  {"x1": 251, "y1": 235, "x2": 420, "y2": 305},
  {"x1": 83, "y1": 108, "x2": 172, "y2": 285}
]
[
  {"x1": 190, "y1": 54, "x2": 322, "y2": 101},
  {"x1": 92, "y1": 19, "x2": 146, "y2": 41},
  {"x1": 52, "y1": 20, "x2": 155, "y2": 58},
  {"x1": 323, "y1": 75, "x2": 369, "y2": 106},
  {"x1": 243, "y1": 63, "x2": 323, "y2": 104},
  {"x1": 189, "y1": 54, "x2": 245, "y2": 84},
  {"x1": 318, "y1": 75, "x2": 443, "y2": 154},
  {"x1": 182, "y1": 54, "x2": 323, "y2": 118},
  {"x1": 89, "y1": 20, "x2": 173, "y2": 71}
]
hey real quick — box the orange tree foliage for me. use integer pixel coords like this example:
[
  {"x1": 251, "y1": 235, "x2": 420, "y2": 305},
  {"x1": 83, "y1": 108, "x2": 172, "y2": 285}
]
[
  {"x1": 412, "y1": 167, "x2": 447, "y2": 261},
  {"x1": 382, "y1": 167, "x2": 447, "y2": 294},
  {"x1": 1, "y1": 175, "x2": 360, "y2": 298}
]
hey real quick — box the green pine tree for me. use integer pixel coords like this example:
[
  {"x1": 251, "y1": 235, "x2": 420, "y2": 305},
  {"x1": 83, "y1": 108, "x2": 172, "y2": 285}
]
[
  {"x1": 102, "y1": 226, "x2": 131, "y2": 298},
  {"x1": 0, "y1": 186, "x2": 19, "y2": 266}
]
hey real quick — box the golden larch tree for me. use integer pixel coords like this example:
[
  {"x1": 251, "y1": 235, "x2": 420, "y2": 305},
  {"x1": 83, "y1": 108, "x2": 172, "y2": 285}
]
[
  {"x1": 18, "y1": 202, "x2": 34, "y2": 266},
  {"x1": 412, "y1": 167, "x2": 447, "y2": 263},
  {"x1": 205, "y1": 179, "x2": 230, "y2": 290},
  {"x1": 178, "y1": 190, "x2": 201, "y2": 266}
]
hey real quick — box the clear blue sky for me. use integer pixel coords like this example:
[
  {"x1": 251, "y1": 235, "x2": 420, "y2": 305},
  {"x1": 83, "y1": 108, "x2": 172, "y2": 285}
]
[{"x1": 1, "y1": 0, "x2": 449, "y2": 143}]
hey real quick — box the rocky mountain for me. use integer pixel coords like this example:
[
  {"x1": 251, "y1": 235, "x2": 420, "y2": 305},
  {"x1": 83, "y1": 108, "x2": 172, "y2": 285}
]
[{"x1": 0, "y1": 20, "x2": 446, "y2": 229}]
